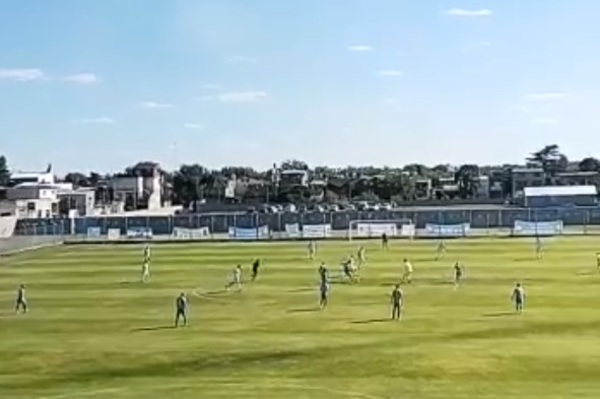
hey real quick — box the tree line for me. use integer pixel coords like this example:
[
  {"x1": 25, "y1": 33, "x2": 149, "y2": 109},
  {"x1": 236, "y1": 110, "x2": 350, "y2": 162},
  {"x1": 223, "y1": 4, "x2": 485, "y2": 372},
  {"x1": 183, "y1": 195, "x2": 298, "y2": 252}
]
[{"x1": 2, "y1": 145, "x2": 600, "y2": 206}]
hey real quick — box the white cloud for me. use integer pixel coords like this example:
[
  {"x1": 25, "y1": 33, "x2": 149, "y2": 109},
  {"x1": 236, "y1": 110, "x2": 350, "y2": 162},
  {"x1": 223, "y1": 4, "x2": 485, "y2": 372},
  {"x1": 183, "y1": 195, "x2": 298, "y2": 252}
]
[
  {"x1": 384, "y1": 98, "x2": 398, "y2": 104},
  {"x1": 217, "y1": 91, "x2": 267, "y2": 103},
  {"x1": 202, "y1": 83, "x2": 222, "y2": 90},
  {"x1": 0, "y1": 68, "x2": 45, "y2": 82},
  {"x1": 378, "y1": 69, "x2": 403, "y2": 77},
  {"x1": 525, "y1": 92, "x2": 570, "y2": 101},
  {"x1": 139, "y1": 101, "x2": 175, "y2": 109},
  {"x1": 347, "y1": 45, "x2": 373, "y2": 52},
  {"x1": 72, "y1": 117, "x2": 115, "y2": 125},
  {"x1": 183, "y1": 123, "x2": 205, "y2": 130},
  {"x1": 444, "y1": 8, "x2": 492, "y2": 17},
  {"x1": 195, "y1": 95, "x2": 214, "y2": 102},
  {"x1": 509, "y1": 105, "x2": 529, "y2": 112},
  {"x1": 62, "y1": 73, "x2": 99, "y2": 85},
  {"x1": 225, "y1": 55, "x2": 257, "y2": 63},
  {"x1": 532, "y1": 118, "x2": 559, "y2": 125}
]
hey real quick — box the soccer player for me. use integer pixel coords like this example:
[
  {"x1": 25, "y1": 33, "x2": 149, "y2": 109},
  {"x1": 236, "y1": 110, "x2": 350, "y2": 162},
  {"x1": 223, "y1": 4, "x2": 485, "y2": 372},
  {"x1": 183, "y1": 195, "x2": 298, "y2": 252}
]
[
  {"x1": 318, "y1": 262, "x2": 329, "y2": 284},
  {"x1": 511, "y1": 283, "x2": 525, "y2": 313},
  {"x1": 251, "y1": 258, "x2": 261, "y2": 281},
  {"x1": 381, "y1": 233, "x2": 389, "y2": 250},
  {"x1": 175, "y1": 292, "x2": 188, "y2": 327},
  {"x1": 535, "y1": 236, "x2": 543, "y2": 259},
  {"x1": 390, "y1": 284, "x2": 403, "y2": 320},
  {"x1": 596, "y1": 252, "x2": 600, "y2": 273},
  {"x1": 143, "y1": 244, "x2": 151, "y2": 263},
  {"x1": 342, "y1": 257, "x2": 357, "y2": 282},
  {"x1": 357, "y1": 246, "x2": 366, "y2": 268},
  {"x1": 453, "y1": 262, "x2": 464, "y2": 286},
  {"x1": 308, "y1": 240, "x2": 317, "y2": 260},
  {"x1": 402, "y1": 258, "x2": 413, "y2": 284},
  {"x1": 15, "y1": 284, "x2": 27, "y2": 314},
  {"x1": 319, "y1": 279, "x2": 330, "y2": 309},
  {"x1": 141, "y1": 260, "x2": 150, "y2": 283},
  {"x1": 225, "y1": 265, "x2": 243, "y2": 291},
  {"x1": 435, "y1": 240, "x2": 446, "y2": 260}
]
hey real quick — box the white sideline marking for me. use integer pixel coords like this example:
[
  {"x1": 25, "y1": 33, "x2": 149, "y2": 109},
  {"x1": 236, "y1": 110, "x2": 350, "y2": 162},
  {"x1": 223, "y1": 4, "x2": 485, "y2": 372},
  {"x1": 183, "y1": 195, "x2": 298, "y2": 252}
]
[
  {"x1": 203, "y1": 381, "x2": 387, "y2": 399},
  {"x1": 39, "y1": 387, "x2": 123, "y2": 399}
]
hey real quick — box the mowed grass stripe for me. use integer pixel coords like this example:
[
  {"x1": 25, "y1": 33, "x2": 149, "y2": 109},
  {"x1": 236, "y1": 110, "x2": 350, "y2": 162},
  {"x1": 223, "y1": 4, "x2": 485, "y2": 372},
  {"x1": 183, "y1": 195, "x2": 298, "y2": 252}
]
[{"x1": 2, "y1": 238, "x2": 600, "y2": 398}]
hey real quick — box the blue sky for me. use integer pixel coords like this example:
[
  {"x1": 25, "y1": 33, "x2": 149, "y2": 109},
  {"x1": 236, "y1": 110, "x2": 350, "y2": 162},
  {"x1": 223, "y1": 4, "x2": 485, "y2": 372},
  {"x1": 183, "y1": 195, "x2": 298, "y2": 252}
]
[{"x1": 1, "y1": 0, "x2": 600, "y2": 173}]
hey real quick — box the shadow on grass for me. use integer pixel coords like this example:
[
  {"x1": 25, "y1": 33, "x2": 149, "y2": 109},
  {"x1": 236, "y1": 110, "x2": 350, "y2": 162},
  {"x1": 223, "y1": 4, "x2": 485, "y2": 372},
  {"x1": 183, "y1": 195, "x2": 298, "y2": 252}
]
[
  {"x1": 131, "y1": 325, "x2": 176, "y2": 332},
  {"x1": 481, "y1": 312, "x2": 515, "y2": 318},
  {"x1": 205, "y1": 289, "x2": 228, "y2": 295},
  {"x1": 351, "y1": 318, "x2": 389, "y2": 325},
  {"x1": 288, "y1": 287, "x2": 314, "y2": 293},
  {"x1": 287, "y1": 307, "x2": 319, "y2": 313}
]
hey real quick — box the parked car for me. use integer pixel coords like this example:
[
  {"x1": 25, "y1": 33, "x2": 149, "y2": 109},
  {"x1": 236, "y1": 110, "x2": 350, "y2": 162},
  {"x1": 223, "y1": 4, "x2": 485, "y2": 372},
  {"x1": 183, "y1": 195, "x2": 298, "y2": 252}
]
[
  {"x1": 329, "y1": 204, "x2": 340, "y2": 212},
  {"x1": 284, "y1": 204, "x2": 297, "y2": 213},
  {"x1": 380, "y1": 202, "x2": 392, "y2": 211}
]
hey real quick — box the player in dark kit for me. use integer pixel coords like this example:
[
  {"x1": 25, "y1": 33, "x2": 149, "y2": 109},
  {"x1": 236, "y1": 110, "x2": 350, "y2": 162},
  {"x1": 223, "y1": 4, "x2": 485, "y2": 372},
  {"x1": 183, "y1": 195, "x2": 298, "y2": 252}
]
[
  {"x1": 382, "y1": 233, "x2": 389, "y2": 250},
  {"x1": 453, "y1": 262, "x2": 464, "y2": 286},
  {"x1": 511, "y1": 283, "x2": 525, "y2": 313},
  {"x1": 390, "y1": 284, "x2": 403, "y2": 320},
  {"x1": 175, "y1": 292, "x2": 189, "y2": 327},
  {"x1": 251, "y1": 258, "x2": 261, "y2": 281},
  {"x1": 15, "y1": 284, "x2": 27, "y2": 314}
]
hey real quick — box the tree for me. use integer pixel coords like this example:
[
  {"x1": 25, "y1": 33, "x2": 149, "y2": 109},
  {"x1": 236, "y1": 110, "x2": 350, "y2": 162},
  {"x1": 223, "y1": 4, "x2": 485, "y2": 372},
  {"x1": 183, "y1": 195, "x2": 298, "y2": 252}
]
[
  {"x1": 64, "y1": 172, "x2": 88, "y2": 187},
  {"x1": 403, "y1": 163, "x2": 429, "y2": 177},
  {"x1": 578, "y1": 157, "x2": 600, "y2": 172},
  {"x1": 172, "y1": 164, "x2": 210, "y2": 205},
  {"x1": 527, "y1": 144, "x2": 568, "y2": 184},
  {"x1": 455, "y1": 164, "x2": 480, "y2": 199},
  {"x1": 0, "y1": 155, "x2": 9, "y2": 186},
  {"x1": 280, "y1": 159, "x2": 309, "y2": 171}
]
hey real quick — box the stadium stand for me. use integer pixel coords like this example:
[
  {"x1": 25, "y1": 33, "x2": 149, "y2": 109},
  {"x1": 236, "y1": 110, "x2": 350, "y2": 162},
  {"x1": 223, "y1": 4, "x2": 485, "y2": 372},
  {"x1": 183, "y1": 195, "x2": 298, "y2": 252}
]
[{"x1": 0, "y1": 216, "x2": 17, "y2": 238}]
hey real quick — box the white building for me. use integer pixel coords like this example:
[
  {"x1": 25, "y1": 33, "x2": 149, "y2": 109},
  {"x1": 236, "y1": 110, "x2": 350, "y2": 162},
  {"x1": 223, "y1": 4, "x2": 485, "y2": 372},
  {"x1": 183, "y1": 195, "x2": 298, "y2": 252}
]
[
  {"x1": 58, "y1": 188, "x2": 96, "y2": 216},
  {"x1": 9, "y1": 164, "x2": 55, "y2": 186},
  {"x1": 111, "y1": 162, "x2": 165, "y2": 211},
  {"x1": 7, "y1": 183, "x2": 59, "y2": 219}
]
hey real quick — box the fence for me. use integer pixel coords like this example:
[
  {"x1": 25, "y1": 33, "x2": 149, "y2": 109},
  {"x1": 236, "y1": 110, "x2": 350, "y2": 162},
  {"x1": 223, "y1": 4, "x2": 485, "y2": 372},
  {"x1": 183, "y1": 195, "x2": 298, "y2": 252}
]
[
  {"x1": 0, "y1": 218, "x2": 67, "y2": 255},
  {"x1": 11, "y1": 206, "x2": 600, "y2": 240}
]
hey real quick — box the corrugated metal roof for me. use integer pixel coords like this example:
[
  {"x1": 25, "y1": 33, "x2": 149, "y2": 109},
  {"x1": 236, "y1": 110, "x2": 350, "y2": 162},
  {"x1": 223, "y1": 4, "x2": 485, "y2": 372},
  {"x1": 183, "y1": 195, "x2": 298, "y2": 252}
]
[{"x1": 524, "y1": 185, "x2": 597, "y2": 197}]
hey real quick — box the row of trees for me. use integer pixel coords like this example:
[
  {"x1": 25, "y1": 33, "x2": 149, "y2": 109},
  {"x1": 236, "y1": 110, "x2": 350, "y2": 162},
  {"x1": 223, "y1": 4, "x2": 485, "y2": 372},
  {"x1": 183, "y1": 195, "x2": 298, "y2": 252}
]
[{"x1": 3, "y1": 144, "x2": 600, "y2": 206}]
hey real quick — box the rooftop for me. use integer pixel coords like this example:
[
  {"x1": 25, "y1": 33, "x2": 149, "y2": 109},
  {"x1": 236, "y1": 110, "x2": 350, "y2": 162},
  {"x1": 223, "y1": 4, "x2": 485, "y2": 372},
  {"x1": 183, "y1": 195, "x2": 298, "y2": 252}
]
[
  {"x1": 513, "y1": 167, "x2": 544, "y2": 173},
  {"x1": 524, "y1": 185, "x2": 597, "y2": 197}
]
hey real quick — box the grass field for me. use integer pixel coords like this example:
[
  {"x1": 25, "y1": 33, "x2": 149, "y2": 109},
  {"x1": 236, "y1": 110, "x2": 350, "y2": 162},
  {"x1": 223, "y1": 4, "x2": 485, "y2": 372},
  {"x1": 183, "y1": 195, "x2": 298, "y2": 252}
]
[{"x1": 2, "y1": 237, "x2": 600, "y2": 399}]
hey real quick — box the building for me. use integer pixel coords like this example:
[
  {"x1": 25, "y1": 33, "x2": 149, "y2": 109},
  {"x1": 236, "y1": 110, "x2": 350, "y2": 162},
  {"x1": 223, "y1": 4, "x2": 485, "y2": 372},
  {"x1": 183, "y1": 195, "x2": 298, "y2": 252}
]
[
  {"x1": 278, "y1": 170, "x2": 309, "y2": 187},
  {"x1": 111, "y1": 162, "x2": 166, "y2": 211},
  {"x1": 9, "y1": 164, "x2": 55, "y2": 186},
  {"x1": 523, "y1": 185, "x2": 597, "y2": 207},
  {"x1": 6, "y1": 183, "x2": 60, "y2": 218},
  {"x1": 58, "y1": 188, "x2": 96, "y2": 216},
  {"x1": 556, "y1": 171, "x2": 599, "y2": 186},
  {"x1": 512, "y1": 167, "x2": 545, "y2": 198}
]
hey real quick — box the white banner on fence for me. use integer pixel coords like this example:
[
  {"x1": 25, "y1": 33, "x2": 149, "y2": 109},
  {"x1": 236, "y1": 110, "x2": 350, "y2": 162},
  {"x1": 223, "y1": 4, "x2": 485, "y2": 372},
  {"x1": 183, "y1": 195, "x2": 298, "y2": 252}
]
[
  {"x1": 126, "y1": 227, "x2": 153, "y2": 239},
  {"x1": 172, "y1": 227, "x2": 211, "y2": 239},
  {"x1": 513, "y1": 220, "x2": 563, "y2": 236},
  {"x1": 303, "y1": 224, "x2": 332, "y2": 238},
  {"x1": 107, "y1": 228, "x2": 121, "y2": 241},
  {"x1": 355, "y1": 223, "x2": 398, "y2": 237},
  {"x1": 87, "y1": 227, "x2": 101, "y2": 238},
  {"x1": 424, "y1": 223, "x2": 470, "y2": 237},
  {"x1": 228, "y1": 225, "x2": 270, "y2": 240},
  {"x1": 401, "y1": 224, "x2": 415, "y2": 238},
  {"x1": 285, "y1": 223, "x2": 301, "y2": 238}
]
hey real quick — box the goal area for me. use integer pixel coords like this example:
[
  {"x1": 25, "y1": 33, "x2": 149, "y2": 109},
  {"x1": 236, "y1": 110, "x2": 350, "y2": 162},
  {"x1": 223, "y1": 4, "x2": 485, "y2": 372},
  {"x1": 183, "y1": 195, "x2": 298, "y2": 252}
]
[{"x1": 348, "y1": 219, "x2": 415, "y2": 241}]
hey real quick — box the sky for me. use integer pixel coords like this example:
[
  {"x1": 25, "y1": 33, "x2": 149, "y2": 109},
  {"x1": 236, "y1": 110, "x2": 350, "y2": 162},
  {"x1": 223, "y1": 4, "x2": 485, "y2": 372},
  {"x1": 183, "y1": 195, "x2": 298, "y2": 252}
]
[{"x1": 2, "y1": 0, "x2": 600, "y2": 174}]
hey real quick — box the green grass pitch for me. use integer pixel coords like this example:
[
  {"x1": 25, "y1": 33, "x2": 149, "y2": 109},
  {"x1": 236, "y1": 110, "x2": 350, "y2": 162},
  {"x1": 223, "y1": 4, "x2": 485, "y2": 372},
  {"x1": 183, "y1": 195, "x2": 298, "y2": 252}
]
[{"x1": 2, "y1": 237, "x2": 600, "y2": 399}]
